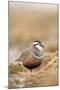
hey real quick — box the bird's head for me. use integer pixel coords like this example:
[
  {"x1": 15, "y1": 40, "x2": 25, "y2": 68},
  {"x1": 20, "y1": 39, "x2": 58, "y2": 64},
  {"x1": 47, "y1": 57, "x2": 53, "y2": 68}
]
[
  {"x1": 32, "y1": 40, "x2": 45, "y2": 51},
  {"x1": 31, "y1": 40, "x2": 45, "y2": 59}
]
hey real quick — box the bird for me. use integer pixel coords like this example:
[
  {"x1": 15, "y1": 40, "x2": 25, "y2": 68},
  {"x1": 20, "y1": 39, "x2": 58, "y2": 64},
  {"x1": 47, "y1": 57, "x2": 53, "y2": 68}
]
[{"x1": 15, "y1": 40, "x2": 45, "y2": 71}]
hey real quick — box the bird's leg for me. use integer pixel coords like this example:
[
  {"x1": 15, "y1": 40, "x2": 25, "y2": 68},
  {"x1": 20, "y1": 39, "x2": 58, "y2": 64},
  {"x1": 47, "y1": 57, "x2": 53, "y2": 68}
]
[
  {"x1": 26, "y1": 69, "x2": 32, "y2": 76},
  {"x1": 30, "y1": 69, "x2": 32, "y2": 72}
]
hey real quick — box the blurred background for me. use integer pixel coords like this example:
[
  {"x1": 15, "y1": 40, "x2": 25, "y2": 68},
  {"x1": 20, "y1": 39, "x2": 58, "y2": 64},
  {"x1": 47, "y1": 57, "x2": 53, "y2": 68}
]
[
  {"x1": 8, "y1": 2, "x2": 58, "y2": 88},
  {"x1": 9, "y1": 2, "x2": 58, "y2": 53}
]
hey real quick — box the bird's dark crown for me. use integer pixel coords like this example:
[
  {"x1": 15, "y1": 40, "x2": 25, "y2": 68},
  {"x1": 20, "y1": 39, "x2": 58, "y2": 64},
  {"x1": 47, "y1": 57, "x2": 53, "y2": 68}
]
[{"x1": 33, "y1": 40, "x2": 44, "y2": 47}]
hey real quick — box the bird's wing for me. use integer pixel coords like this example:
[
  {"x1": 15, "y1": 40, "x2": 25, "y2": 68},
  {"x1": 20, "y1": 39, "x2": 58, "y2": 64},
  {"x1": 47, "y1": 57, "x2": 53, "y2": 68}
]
[
  {"x1": 20, "y1": 48, "x2": 30, "y2": 61},
  {"x1": 15, "y1": 48, "x2": 29, "y2": 62}
]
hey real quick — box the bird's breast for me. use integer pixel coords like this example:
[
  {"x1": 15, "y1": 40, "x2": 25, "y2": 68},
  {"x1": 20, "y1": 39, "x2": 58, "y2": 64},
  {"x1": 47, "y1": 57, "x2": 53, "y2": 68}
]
[{"x1": 22, "y1": 54, "x2": 42, "y2": 69}]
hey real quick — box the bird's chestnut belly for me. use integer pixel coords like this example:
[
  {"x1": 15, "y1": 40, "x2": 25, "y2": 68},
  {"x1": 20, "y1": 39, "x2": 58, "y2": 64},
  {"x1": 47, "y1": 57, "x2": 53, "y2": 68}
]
[{"x1": 22, "y1": 55, "x2": 42, "y2": 69}]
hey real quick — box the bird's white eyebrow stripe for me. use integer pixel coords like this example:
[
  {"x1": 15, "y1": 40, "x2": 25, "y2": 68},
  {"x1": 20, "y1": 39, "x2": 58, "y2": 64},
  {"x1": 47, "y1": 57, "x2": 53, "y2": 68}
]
[{"x1": 33, "y1": 42, "x2": 38, "y2": 45}]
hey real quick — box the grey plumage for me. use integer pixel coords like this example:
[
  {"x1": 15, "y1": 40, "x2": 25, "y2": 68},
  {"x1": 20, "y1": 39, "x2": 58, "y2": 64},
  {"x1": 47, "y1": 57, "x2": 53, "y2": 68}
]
[{"x1": 15, "y1": 48, "x2": 30, "y2": 62}]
